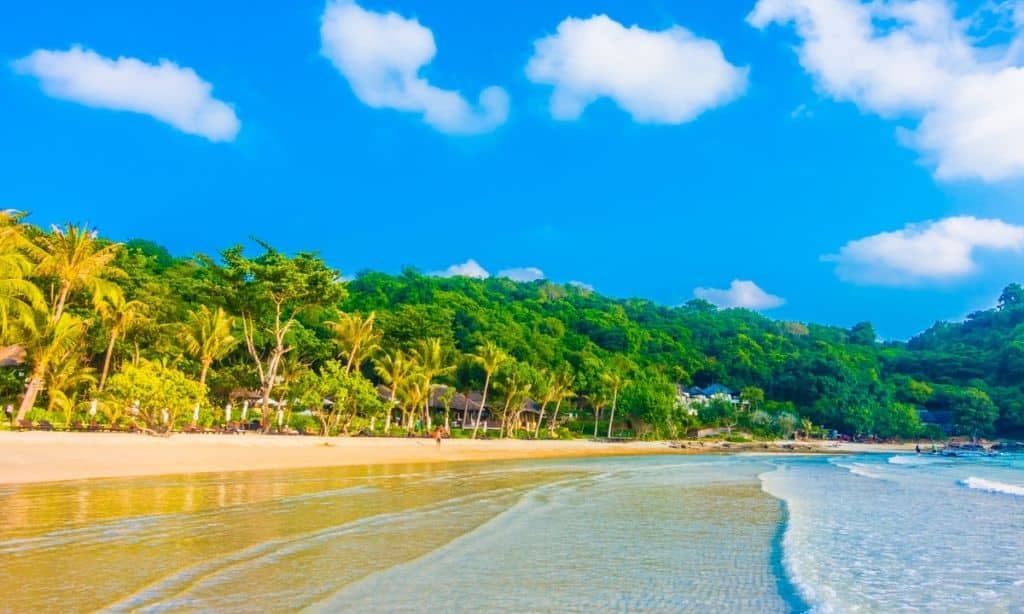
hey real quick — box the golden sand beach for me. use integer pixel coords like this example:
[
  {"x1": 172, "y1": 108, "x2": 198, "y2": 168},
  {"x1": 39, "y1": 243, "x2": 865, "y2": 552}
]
[{"x1": 0, "y1": 431, "x2": 917, "y2": 485}]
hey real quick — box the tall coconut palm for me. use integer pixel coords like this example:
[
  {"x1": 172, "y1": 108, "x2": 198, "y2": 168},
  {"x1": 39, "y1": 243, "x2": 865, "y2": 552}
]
[
  {"x1": 374, "y1": 349, "x2": 415, "y2": 433},
  {"x1": 95, "y1": 290, "x2": 147, "y2": 390},
  {"x1": 601, "y1": 371, "x2": 627, "y2": 439},
  {"x1": 179, "y1": 305, "x2": 237, "y2": 387},
  {"x1": 328, "y1": 311, "x2": 381, "y2": 374},
  {"x1": 34, "y1": 224, "x2": 123, "y2": 324},
  {"x1": 399, "y1": 371, "x2": 431, "y2": 431},
  {"x1": 533, "y1": 369, "x2": 557, "y2": 439},
  {"x1": 0, "y1": 212, "x2": 44, "y2": 344},
  {"x1": 496, "y1": 371, "x2": 531, "y2": 438},
  {"x1": 412, "y1": 338, "x2": 452, "y2": 430},
  {"x1": 469, "y1": 341, "x2": 509, "y2": 439},
  {"x1": 16, "y1": 310, "x2": 89, "y2": 421}
]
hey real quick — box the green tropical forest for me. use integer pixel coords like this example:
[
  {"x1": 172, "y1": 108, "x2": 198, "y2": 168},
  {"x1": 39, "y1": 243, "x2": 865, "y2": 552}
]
[{"x1": 2, "y1": 212, "x2": 1020, "y2": 440}]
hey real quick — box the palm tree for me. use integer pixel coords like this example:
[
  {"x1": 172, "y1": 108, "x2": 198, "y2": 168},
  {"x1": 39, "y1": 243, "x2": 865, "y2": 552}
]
[
  {"x1": 601, "y1": 371, "x2": 627, "y2": 439},
  {"x1": 179, "y1": 305, "x2": 237, "y2": 387},
  {"x1": 590, "y1": 392, "x2": 608, "y2": 439},
  {"x1": 16, "y1": 309, "x2": 89, "y2": 421},
  {"x1": 374, "y1": 349, "x2": 415, "y2": 433},
  {"x1": 0, "y1": 212, "x2": 43, "y2": 344},
  {"x1": 95, "y1": 290, "x2": 147, "y2": 390},
  {"x1": 800, "y1": 417, "x2": 814, "y2": 440},
  {"x1": 34, "y1": 224, "x2": 123, "y2": 323},
  {"x1": 328, "y1": 311, "x2": 381, "y2": 374},
  {"x1": 497, "y1": 371, "x2": 531, "y2": 438},
  {"x1": 546, "y1": 370, "x2": 576, "y2": 437},
  {"x1": 399, "y1": 371, "x2": 431, "y2": 431},
  {"x1": 469, "y1": 341, "x2": 509, "y2": 439},
  {"x1": 45, "y1": 353, "x2": 96, "y2": 423},
  {"x1": 412, "y1": 338, "x2": 452, "y2": 430},
  {"x1": 533, "y1": 369, "x2": 557, "y2": 439}
]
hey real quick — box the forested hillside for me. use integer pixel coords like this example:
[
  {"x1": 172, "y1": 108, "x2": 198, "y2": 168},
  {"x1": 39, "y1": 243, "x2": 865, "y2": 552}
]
[{"x1": 2, "y1": 213, "x2": 1020, "y2": 439}]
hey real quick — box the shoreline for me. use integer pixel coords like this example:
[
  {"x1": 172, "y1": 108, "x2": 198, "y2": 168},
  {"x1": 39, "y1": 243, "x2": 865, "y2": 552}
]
[{"x1": 0, "y1": 432, "x2": 917, "y2": 485}]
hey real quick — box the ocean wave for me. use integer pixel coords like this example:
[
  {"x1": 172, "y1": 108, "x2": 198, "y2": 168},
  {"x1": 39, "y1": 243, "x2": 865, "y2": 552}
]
[
  {"x1": 834, "y1": 462, "x2": 886, "y2": 480},
  {"x1": 887, "y1": 455, "x2": 945, "y2": 466},
  {"x1": 960, "y1": 477, "x2": 1024, "y2": 497}
]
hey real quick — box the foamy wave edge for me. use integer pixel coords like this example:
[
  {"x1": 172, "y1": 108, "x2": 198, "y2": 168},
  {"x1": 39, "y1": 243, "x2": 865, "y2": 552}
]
[
  {"x1": 960, "y1": 477, "x2": 1024, "y2": 497},
  {"x1": 758, "y1": 467, "x2": 828, "y2": 613}
]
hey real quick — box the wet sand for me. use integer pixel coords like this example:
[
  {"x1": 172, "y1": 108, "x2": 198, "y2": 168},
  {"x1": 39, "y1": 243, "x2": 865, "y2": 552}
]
[{"x1": 0, "y1": 431, "x2": 917, "y2": 485}]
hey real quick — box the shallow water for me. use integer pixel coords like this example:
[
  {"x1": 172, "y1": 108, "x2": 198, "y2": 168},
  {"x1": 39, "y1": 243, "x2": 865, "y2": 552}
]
[{"x1": 0, "y1": 453, "x2": 1020, "y2": 612}]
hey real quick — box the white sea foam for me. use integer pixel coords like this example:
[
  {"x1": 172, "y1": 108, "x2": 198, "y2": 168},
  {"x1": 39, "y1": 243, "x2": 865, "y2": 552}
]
[
  {"x1": 887, "y1": 455, "x2": 945, "y2": 466},
  {"x1": 960, "y1": 477, "x2": 1024, "y2": 497},
  {"x1": 835, "y1": 462, "x2": 886, "y2": 480}
]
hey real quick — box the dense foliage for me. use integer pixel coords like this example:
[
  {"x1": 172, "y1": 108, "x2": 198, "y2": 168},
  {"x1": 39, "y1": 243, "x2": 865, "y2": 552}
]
[{"x1": 3, "y1": 212, "x2": 1022, "y2": 439}]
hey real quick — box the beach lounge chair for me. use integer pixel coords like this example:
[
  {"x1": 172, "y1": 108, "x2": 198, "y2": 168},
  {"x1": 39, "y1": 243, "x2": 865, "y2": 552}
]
[
  {"x1": 15, "y1": 419, "x2": 33, "y2": 431},
  {"x1": 37, "y1": 420, "x2": 55, "y2": 431}
]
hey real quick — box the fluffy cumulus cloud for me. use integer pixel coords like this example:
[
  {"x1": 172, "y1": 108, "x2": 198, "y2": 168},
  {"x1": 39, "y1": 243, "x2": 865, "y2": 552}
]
[
  {"x1": 694, "y1": 280, "x2": 785, "y2": 310},
  {"x1": 431, "y1": 259, "x2": 490, "y2": 279},
  {"x1": 12, "y1": 46, "x2": 239, "y2": 141},
  {"x1": 525, "y1": 15, "x2": 747, "y2": 123},
  {"x1": 826, "y1": 216, "x2": 1024, "y2": 285},
  {"x1": 497, "y1": 267, "x2": 545, "y2": 282},
  {"x1": 748, "y1": 0, "x2": 1024, "y2": 181},
  {"x1": 320, "y1": 0, "x2": 508, "y2": 134}
]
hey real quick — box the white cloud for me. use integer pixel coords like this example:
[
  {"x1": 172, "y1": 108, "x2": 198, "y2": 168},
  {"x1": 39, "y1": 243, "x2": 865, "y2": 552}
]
[
  {"x1": 748, "y1": 0, "x2": 1024, "y2": 181},
  {"x1": 568, "y1": 280, "x2": 595, "y2": 292},
  {"x1": 525, "y1": 14, "x2": 747, "y2": 123},
  {"x1": 320, "y1": 0, "x2": 508, "y2": 134},
  {"x1": 431, "y1": 259, "x2": 490, "y2": 279},
  {"x1": 12, "y1": 46, "x2": 239, "y2": 141},
  {"x1": 826, "y1": 216, "x2": 1024, "y2": 285},
  {"x1": 694, "y1": 280, "x2": 785, "y2": 310},
  {"x1": 497, "y1": 267, "x2": 545, "y2": 282}
]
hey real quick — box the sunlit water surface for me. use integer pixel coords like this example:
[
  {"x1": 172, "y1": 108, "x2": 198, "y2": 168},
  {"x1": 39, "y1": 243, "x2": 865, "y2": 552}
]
[{"x1": 1, "y1": 453, "x2": 1021, "y2": 612}]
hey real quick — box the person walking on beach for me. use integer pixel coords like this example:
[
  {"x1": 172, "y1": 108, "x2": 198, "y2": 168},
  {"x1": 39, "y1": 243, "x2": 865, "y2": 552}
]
[{"x1": 434, "y1": 426, "x2": 444, "y2": 448}]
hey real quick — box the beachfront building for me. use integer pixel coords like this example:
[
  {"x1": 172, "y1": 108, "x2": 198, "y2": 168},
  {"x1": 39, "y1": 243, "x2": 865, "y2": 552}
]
[{"x1": 676, "y1": 383, "x2": 740, "y2": 415}]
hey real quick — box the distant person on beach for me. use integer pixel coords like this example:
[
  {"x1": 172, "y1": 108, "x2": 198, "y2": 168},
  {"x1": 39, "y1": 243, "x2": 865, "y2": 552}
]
[
  {"x1": 915, "y1": 444, "x2": 921, "y2": 454},
  {"x1": 434, "y1": 427, "x2": 444, "y2": 448}
]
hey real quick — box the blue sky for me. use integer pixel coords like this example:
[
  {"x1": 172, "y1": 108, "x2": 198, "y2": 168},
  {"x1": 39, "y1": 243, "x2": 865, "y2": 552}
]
[{"x1": 2, "y1": 0, "x2": 1024, "y2": 339}]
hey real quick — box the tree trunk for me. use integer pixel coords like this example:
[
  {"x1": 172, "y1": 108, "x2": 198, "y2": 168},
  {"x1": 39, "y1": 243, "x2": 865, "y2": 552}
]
[
  {"x1": 471, "y1": 373, "x2": 491, "y2": 440},
  {"x1": 500, "y1": 396, "x2": 515, "y2": 439},
  {"x1": 534, "y1": 399, "x2": 550, "y2": 439},
  {"x1": 548, "y1": 399, "x2": 563, "y2": 437},
  {"x1": 384, "y1": 385, "x2": 398, "y2": 434},
  {"x1": 606, "y1": 389, "x2": 619, "y2": 439},
  {"x1": 593, "y1": 407, "x2": 601, "y2": 439},
  {"x1": 199, "y1": 358, "x2": 212, "y2": 387},
  {"x1": 16, "y1": 365, "x2": 46, "y2": 422},
  {"x1": 345, "y1": 341, "x2": 358, "y2": 374},
  {"x1": 98, "y1": 327, "x2": 118, "y2": 391},
  {"x1": 52, "y1": 283, "x2": 70, "y2": 324}
]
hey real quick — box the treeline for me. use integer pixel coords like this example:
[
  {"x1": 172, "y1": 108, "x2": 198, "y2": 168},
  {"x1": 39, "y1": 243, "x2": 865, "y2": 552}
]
[{"x1": 0, "y1": 212, "x2": 1018, "y2": 439}]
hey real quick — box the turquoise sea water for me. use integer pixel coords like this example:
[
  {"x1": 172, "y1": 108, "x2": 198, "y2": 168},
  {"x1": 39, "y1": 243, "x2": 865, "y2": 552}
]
[{"x1": 0, "y1": 453, "x2": 1021, "y2": 612}]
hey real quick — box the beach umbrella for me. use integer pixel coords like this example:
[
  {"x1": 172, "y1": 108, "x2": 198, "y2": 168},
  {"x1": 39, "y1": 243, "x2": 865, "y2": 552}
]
[
  {"x1": 225, "y1": 403, "x2": 232, "y2": 424},
  {"x1": 241, "y1": 400, "x2": 249, "y2": 421},
  {"x1": 89, "y1": 399, "x2": 98, "y2": 417},
  {"x1": 192, "y1": 403, "x2": 200, "y2": 425},
  {"x1": 277, "y1": 408, "x2": 284, "y2": 428}
]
